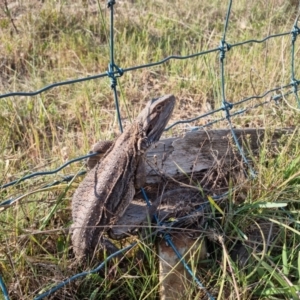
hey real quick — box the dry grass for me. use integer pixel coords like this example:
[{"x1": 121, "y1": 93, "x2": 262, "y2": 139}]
[{"x1": 1, "y1": 0, "x2": 300, "y2": 299}]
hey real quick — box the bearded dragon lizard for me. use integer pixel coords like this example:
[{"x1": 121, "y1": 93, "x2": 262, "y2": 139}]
[{"x1": 71, "y1": 95, "x2": 175, "y2": 262}]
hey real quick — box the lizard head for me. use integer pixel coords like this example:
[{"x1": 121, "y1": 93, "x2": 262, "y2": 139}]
[{"x1": 137, "y1": 94, "x2": 175, "y2": 145}]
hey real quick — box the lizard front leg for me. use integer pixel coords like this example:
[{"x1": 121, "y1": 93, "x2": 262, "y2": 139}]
[{"x1": 86, "y1": 140, "x2": 113, "y2": 170}]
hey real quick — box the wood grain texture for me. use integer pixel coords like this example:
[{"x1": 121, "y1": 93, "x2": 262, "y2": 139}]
[{"x1": 145, "y1": 128, "x2": 290, "y2": 183}]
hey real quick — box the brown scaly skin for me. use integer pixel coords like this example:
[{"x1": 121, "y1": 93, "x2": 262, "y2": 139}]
[{"x1": 71, "y1": 95, "x2": 175, "y2": 262}]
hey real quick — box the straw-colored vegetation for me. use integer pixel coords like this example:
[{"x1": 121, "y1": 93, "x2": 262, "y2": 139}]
[{"x1": 0, "y1": 0, "x2": 300, "y2": 299}]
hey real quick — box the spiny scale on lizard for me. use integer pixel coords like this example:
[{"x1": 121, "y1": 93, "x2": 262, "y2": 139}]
[{"x1": 71, "y1": 95, "x2": 175, "y2": 262}]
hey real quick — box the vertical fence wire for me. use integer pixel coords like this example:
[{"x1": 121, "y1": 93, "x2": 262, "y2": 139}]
[
  {"x1": 107, "y1": 0, "x2": 124, "y2": 133},
  {"x1": 291, "y1": 17, "x2": 300, "y2": 106},
  {"x1": 219, "y1": 0, "x2": 256, "y2": 178},
  {"x1": 0, "y1": 274, "x2": 9, "y2": 300}
]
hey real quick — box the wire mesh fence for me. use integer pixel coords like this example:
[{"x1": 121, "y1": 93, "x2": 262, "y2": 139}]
[{"x1": 0, "y1": 0, "x2": 299, "y2": 299}]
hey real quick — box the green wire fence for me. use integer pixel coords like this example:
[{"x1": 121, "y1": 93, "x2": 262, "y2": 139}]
[{"x1": 0, "y1": 0, "x2": 299, "y2": 299}]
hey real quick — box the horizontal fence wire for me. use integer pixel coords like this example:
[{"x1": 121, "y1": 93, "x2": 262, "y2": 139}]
[
  {"x1": 0, "y1": 38, "x2": 297, "y2": 100},
  {"x1": 0, "y1": 0, "x2": 299, "y2": 299}
]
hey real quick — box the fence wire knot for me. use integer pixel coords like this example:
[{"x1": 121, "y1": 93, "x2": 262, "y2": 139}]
[
  {"x1": 107, "y1": 64, "x2": 124, "y2": 89},
  {"x1": 222, "y1": 100, "x2": 233, "y2": 119},
  {"x1": 291, "y1": 79, "x2": 300, "y2": 92},
  {"x1": 219, "y1": 40, "x2": 231, "y2": 61},
  {"x1": 291, "y1": 24, "x2": 300, "y2": 42},
  {"x1": 222, "y1": 100, "x2": 233, "y2": 111},
  {"x1": 107, "y1": 0, "x2": 116, "y2": 8}
]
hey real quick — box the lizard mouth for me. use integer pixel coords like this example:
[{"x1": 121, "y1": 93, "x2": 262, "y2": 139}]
[{"x1": 146, "y1": 124, "x2": 153, "y2": 136}]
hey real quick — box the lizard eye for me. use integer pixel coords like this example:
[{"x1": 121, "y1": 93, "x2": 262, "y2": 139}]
[{"x1": 156, "y1": 105, "x2": 162, "y2": 111}]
